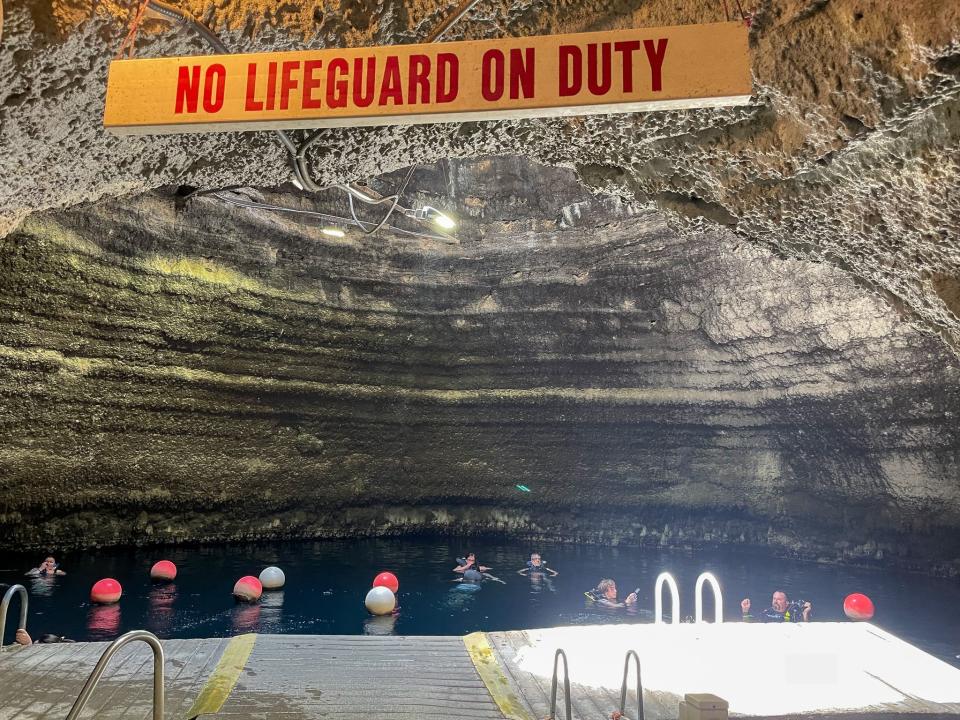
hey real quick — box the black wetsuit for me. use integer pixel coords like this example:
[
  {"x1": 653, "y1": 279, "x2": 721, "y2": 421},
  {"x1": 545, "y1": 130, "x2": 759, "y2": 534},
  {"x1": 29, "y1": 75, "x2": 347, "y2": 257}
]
[
  {"x1": 525, "y1": 561, "x2": 551, "y2": 574},
  {"x1": 744, "y1": 603, "x2": 806, "y2": 623}
]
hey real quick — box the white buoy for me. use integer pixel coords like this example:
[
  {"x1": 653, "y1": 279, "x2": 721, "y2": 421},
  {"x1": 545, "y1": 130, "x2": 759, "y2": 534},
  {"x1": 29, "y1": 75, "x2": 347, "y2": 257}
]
[
  {"x1": 365, "y1": 586, "x2": 396, "y2": 616},
  {"x1": 259, "y1": 566, "x2": 286, "y2": 590}
]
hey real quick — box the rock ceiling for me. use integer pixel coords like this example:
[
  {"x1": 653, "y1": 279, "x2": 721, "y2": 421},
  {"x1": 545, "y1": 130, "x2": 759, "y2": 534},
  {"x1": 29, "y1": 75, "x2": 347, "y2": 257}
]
[
  {"x1": 1, "y1": 0, "x2": 958, "y2": 350},
  {"x1": 0, "y1": 1, "x2": 958, "y2": 565}
]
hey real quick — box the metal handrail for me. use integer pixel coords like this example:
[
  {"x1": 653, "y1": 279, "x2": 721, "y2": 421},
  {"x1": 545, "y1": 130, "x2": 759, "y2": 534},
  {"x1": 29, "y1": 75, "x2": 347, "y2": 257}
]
[
  {"x1": 694, "y1": 572, "x2": 724, "y2": 624},
  {"x1": 548, "y1": 648, "x2": 572, "y2": 720},
  {"x1": 654, "y1": 572, "x2": 680, "y2": 625},
  {"x1": 618, "y1": 649, "x2": 644, "y2": 720},
  {"x1": 0, "y1": 584, "x2": 28, "y2": 651},
  {"x1": 65, "y1": 630, "x2": 165, "y2": 720}
]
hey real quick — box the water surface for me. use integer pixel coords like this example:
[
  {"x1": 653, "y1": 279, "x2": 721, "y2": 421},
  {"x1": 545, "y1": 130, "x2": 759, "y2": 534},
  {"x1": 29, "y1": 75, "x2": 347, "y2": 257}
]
[{"x1": 2, "y1": 537, "x2": 958, "y2": 668}]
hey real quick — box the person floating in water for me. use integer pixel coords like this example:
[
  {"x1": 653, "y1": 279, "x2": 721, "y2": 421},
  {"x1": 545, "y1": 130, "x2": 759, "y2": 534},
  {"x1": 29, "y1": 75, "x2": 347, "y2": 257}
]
[
  {"x1": 585, "y1": 578, "x2": 638, "y2": 608},
  {"x1": 517, "y1": 553, "x2": 558, "y2": 577},
  {"x1": 453, "y1": 553, "x2": 505, "y2": 584},
  {"x1": 26, "y1": 556, "x2": 65, "y2": 576},
  {"x1": 741, "y1": 590, "x2": 811, "y2": 622},
  {"x1": 454, "y1": 552, "x2": 490, "y2": 574}
]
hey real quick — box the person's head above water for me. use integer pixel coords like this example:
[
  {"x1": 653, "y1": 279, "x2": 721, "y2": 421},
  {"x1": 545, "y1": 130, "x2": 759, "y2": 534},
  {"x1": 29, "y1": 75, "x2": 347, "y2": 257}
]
[
  {"x1": 597, "y1": 578, "x2": 618, "y2": 601},
  {"x1": 529, "y1": 553, "x2": 543, "y2": 567},
  {"x1": 771, "y1": 590, "x2": 789, "y2": 612}
]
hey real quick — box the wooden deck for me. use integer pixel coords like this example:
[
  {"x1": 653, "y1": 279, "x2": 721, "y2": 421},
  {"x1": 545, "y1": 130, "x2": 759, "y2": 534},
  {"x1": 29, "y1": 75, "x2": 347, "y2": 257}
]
[
  {"x1": 2, "y1": 623, "x2": 960, "y2": 719},
  {"x1": 211, "y1": 634, "x2": 504, "y2": 719},
  {"x1": 0, "y1": 636, "x2": 230, "y2": 719},
  {"x1": 0, "y1": 634, "x2": 503, "y2": 720}
]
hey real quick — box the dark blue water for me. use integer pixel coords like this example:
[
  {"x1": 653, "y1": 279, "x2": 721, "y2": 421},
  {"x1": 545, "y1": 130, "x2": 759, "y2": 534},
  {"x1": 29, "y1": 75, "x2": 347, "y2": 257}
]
[{"x1": 2, "y1": 537, "x2": 959, "y2": 667}]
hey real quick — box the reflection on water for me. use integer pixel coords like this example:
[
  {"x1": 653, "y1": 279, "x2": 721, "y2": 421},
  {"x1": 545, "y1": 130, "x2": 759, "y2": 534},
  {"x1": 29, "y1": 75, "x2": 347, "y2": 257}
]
[
  {"x1": 28, "y1": 575, "x2": 58, "y2": 598},
  {"x1": 363, "y1": 614, "x2": 398, "y2": 636},
  {"x1": 527, "y1": 573, "x2": 556, "y2": 595},
  {"x1": 257, "y1": 590, "x2": 285, "y2": 633},
  {"x1": 445, "y1": 582, "x2": 483, "y2": 610},
  {"x1": 87, "y1": 604, "x2": 121, "y2": 640},
  {"x1": 147, "y1": 584, "x2": 177, "y2": 636},
  {"x1": 231, "y1": 601, "x2": 261, "y2": 634}
]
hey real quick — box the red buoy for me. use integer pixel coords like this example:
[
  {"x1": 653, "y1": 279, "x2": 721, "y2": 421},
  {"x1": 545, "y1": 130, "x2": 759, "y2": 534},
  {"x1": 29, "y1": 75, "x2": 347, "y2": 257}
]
[
  {"x1": 372, "y1": 571, "x2": 399, "y2": 593},
  {"x1": 150, "y1": 560, "x2": 177, "y2": 581},
  {"x1": 843, "y1": 593, "x2": 875, "y2": 621},
  {"x1": 91, "y1": 578, "x2": 123, "y2": 604},
  {"x1": 233, "y1": 576, "x2": 263, "y2": 602}
]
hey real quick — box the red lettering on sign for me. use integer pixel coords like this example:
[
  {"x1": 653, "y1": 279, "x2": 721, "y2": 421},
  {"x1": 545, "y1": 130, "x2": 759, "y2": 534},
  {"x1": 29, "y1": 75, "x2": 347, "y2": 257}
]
[
  {"x1": 379, "y1": 56, "x2": 403, "y2": 106},
  {"x1": 509, "y1": 48, "x2": 535, "y2": 99},
  {"x1": 559, "y1": 45, "x2": 581, "y2": 96},
  {"x1": 327, "y1": 58, "x2": 349, "y2": 108},
  {"x1": 245, "y1": 63, "x2": 263, "y2": 110},
  {"x1": 303, "y1": 60, "x2": 323, "y2": 109},
  {"x1": 408, "y1": 54, "x2": 431, "y2": 104},
  {"x1": 643, "y1": 38, "x2": 668, "y2": 91},
  {"x1": 353, "y1": 57, "x2": 376, "y2": 107},
  {"x1": 279, "y1": 61, "x2": 299, "y2": 110},
  {"x1": 436, "y1": 53, "x2": 458, "y2": 103},
  {"x1": 175, "y1": 65, "x2": 200, "y2": 114},
  {"x1": 587, "y1": 43, "x2": 611, "y2": 95},
  {"x1": 613, "y1": 41, "x2": 640, "y2": 93},
  {"x1": 266, "y1": 62, "x2": 278, "y2": 111},
  {"x1": 202, "y1": 64, "x2": 226, "y2": 113},
  {"x1": 481, "y1": 49, "x2": 504, "y2": 102}
]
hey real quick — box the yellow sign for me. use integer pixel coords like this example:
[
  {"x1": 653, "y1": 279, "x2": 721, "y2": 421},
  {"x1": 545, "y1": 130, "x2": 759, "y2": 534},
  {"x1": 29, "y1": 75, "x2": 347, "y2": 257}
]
[{"x1": 104, "y1": 21, "x2": 751, "y2": 135}]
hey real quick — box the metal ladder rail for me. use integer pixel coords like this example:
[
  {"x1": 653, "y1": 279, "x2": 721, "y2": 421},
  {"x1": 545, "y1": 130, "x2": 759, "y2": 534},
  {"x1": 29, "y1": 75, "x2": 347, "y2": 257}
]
[
  {"x1": 0, "y1": 584, "x2": 28, "y2": 651},
  {"x1": 694, "y1": 572, "x2": 724, "y2": 624},
  {"x1": 548, "y1": 648, "x2": 572, "y2": 720},
  {"x1": 654, "y1": 572, "x2": 680, "y2": 625},
  {"x1": 617, "y1": 649, "x2": 644, "y2": 720},
  {"x1": 65, "y1": 630, "x2": 165, "y2": 720}
]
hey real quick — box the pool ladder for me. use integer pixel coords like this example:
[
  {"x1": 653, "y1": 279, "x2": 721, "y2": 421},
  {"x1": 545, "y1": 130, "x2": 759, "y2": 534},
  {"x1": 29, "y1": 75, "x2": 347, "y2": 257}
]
[
  {"x1": 547, "y1": 648, "x2": 644, "y2": 720},
  {"x1": 655, "y1": 571, "x2": 724, "y2": 624},
  {"x1": 2, "y1": 584, "x2": 165, "y2": 719},
  {"x1": 546, "y1": 571, "x2": 723, "y2": 719},
  {"x1": 65, "y1": 630, "x2": 165, "y2": 720},
  {"x1": 0, "y1": 584, "x2": 28, "y2": 652}
]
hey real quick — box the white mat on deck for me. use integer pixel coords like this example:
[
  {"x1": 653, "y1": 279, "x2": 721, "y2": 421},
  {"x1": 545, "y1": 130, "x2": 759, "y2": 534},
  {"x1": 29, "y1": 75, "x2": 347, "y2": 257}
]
[{"x1": 506, "y1": 622, "x2": 960, "y2": 716}]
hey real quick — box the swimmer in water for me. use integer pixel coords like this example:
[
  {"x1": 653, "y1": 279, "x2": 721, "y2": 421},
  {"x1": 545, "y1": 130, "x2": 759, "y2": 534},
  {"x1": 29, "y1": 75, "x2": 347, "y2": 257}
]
[
  {"x1": 452, "y1": 553, "x2": 505, "y2": 584},
  {"x1": 453, "y1": 553, "x2": 490, "y2": 574},
  {"x1": 27, "y1": 556, "x2": 65, "y2": 577},
  {"x1": 585, "y1": 578, "x2": 637, "y2": 608},
  {"x1": 741, "y1": 591, "x2": 811, "y2": 622},
  {"x1": 517, "y1": 553, "x2": 558, "y2": 577}
]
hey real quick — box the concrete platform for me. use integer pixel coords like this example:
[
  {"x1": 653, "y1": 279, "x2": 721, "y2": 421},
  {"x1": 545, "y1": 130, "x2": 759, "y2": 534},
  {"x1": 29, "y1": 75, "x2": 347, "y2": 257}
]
[{"x1": 1, "y1": 623, "x2": 958, "y2": 719}]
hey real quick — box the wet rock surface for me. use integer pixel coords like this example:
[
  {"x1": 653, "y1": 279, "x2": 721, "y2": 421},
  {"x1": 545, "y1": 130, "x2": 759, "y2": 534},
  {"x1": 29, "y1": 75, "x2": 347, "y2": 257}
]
[
  {"x1": 0, "y1": 0, "x2": 958, "y2": 350},
  {"x1": 1, "y1": 157, "x2": 958, "y2": 573}
]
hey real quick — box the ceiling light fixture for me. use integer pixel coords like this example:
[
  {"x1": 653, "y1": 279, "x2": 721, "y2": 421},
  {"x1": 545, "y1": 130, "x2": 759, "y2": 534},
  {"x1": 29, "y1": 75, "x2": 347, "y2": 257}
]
[
  {"x1": 430, "y1": 209, "x2": 457, "y2": 230},
  {"x1": 403, "y1": 205, "x2": 457, "y2": 229}
]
